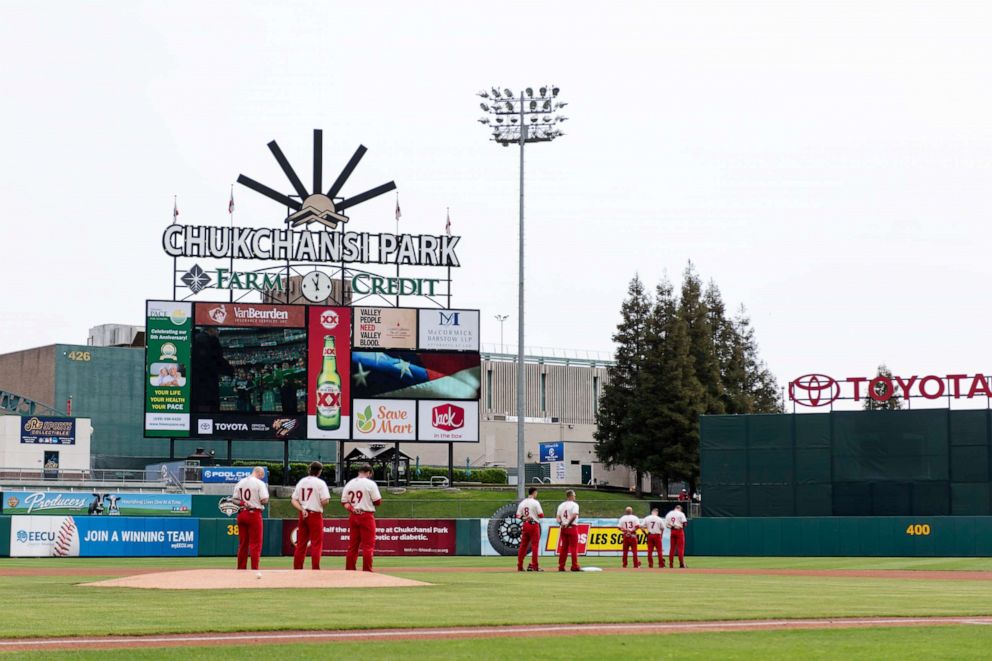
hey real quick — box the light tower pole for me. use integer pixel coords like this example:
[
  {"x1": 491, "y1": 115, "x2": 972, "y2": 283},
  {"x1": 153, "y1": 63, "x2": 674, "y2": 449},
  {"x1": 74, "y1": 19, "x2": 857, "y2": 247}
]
[
  {"x1": 478, "y1": 85, "x2": 567, "y2": 499},
  {"x1": 495, "y1": 314, "x2": 509, "y2": 353}
]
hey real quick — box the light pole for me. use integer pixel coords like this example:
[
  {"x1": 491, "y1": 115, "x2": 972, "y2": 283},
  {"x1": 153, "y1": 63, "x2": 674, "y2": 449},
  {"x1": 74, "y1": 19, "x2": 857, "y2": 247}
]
[
  {"x1": 494, "y1": 314, "x2": 509, "y2": 353},
  {"x1": 478, "y1": 85, "x2": 567, "y2": 499}
]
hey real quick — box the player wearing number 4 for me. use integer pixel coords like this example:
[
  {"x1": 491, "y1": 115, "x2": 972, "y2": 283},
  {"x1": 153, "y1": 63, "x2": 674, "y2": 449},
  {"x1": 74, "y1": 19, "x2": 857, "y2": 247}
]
[
  {"x1": 292, "y1": 461, "x2": 331, "y2": 570},
  {"x1": 516, "y1": 487, "x2": 544, "y2": 572},
  {"x1": 233, "y1": 466, "x2": 269, "y2": 571},
  {"x1": 341, "y1": 463, "x2": 382, "y2": 572},
  {"x1": 556, "y1": 490, "x2": 581, "y2": 572}
]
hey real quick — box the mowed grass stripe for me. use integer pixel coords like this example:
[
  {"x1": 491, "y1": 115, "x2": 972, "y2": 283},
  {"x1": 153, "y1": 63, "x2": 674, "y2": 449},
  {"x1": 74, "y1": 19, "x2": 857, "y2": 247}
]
[
  {"x1": 4, "y1": 626, "x2": 992, "y2": 660},
  {"x1": 2, "y1": 564, "x2": 992, "y2": 637}
]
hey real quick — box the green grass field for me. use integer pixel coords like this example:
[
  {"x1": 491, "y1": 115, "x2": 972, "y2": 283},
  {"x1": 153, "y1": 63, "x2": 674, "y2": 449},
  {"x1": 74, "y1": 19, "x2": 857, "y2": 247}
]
[
  {"x1": 267, "y1": 487, "x2": 648, "y2": 519},
  {"x1": 2, "y1": 556, "x2": 991, "y2": 659}
]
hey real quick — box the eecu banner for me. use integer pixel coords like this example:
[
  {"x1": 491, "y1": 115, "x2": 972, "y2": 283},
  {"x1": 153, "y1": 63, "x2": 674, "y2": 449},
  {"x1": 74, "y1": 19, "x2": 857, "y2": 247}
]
[
  {"x1": 282, "y1": 518, "x2": 456, "y2": 556},
  {"x1": 480, "y1": 517, "x2": 671, "y2": 557},
  {"x1": 10, "y1": 516, "x2": 198, "y2": 557},
  {"x1": 2, "y1": 491, "x2": 192, "y2": 516}
]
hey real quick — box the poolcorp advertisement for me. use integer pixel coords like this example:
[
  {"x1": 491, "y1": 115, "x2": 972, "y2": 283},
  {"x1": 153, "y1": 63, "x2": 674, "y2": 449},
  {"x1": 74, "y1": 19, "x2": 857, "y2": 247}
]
[{"x1": 10, "y1": 516, "x2": 198, "y2": 557}]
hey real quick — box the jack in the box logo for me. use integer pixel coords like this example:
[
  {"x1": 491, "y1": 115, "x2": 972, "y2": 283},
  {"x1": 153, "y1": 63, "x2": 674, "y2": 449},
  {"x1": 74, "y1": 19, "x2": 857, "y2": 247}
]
[{"x1": 432, "y1": 403, "x2": 464, "y2": 432}]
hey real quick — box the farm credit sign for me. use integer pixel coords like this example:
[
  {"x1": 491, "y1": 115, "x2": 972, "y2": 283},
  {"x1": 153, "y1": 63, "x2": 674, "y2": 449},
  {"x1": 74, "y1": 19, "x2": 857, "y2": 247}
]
[{"x1": 789, "y1": 373, "x2": 992, "y2": 407}]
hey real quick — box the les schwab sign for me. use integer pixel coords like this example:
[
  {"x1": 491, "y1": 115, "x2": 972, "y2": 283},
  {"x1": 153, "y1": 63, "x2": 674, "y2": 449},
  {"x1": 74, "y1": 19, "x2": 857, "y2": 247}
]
[{"x1": 790, "y1": 372, "x2": 992, "y2": 407}]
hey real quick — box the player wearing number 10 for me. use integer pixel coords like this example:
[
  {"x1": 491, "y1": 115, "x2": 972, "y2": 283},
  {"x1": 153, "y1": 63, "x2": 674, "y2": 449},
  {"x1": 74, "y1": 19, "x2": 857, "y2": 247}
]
[
  {"x1": 292, "y1": 461, "x2": 331, "y2": 570},
  {"x1": 341, "y1": 463, "x2": 382, "y2": 572},
  {"x1": 233, "y1": 466, "x2": 269, "y2": 570}
]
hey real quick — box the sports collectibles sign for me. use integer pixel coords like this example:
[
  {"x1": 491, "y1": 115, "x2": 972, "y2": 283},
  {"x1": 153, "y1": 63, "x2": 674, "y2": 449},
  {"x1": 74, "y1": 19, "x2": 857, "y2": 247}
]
[{"x1": 20, "y1": 417, "x2": 75, "y2": 445}]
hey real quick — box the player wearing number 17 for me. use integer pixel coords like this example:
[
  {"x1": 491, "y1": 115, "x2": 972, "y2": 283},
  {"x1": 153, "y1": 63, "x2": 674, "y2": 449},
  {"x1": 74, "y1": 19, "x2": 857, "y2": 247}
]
[
  {"x1": 341, "y1": 463, "x2": 382, "y2": 572},
  {"x1": 292, "y1": 461, "x2": 331, "y2": 570},
  {"x1": 233, "y1": 467, "x2": 269, "y2": 571}
]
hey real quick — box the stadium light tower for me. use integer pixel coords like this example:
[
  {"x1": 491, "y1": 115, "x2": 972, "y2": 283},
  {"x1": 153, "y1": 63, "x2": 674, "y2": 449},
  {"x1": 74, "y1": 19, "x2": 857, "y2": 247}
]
[{"x1": 478, "y1": 85, "x2": 567, "y2": 499}]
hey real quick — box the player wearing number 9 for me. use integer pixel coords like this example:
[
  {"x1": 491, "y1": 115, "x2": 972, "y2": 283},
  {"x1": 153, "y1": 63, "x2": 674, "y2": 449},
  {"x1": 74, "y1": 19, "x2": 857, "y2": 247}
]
[
  {"x1": 232, "y1": 467, "x2": 269, "y2": 571},
  {"x1": 341, "y1": 463, "x2": 382, "y2": 572}
]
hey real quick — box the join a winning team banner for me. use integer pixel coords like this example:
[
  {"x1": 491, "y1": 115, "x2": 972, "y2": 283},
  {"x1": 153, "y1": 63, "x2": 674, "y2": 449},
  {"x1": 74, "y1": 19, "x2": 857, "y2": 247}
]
[{"x1": 10, "y1": 516, "x2": 198, "y2": 557}]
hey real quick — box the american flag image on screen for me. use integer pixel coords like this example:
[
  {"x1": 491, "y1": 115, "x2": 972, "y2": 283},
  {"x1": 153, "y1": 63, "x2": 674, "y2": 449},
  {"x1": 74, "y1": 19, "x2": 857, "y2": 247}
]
[{"x1": 351, "y1": 351, "x2": 480, "y2": 400}]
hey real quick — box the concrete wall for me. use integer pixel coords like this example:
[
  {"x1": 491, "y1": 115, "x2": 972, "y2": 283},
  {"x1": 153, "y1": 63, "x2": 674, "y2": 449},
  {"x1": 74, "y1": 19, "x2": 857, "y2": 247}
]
[
  {"x1": 0, "y1": 345, "x2": 56, "y2": 408},
  {"x1": 0, "y1": 415, "x2": 92, "y2": 470}
]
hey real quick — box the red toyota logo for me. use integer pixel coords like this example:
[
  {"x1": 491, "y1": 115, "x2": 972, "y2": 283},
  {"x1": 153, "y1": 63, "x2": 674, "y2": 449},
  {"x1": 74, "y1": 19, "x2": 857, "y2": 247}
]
[{"x1": 789, "y1": 373, "x2": 840, "y2": 407}]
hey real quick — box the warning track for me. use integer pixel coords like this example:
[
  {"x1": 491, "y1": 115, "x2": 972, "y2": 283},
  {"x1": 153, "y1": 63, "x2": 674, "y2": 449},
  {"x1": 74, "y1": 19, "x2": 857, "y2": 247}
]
[{"x1": 1, "y1": 617, "x2": 991, "y2": 652}]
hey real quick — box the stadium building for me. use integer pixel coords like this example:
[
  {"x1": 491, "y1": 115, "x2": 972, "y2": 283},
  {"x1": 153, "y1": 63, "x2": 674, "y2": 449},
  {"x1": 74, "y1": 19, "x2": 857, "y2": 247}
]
[{"x1": 0, "y1": 324, "x2": 638, "y2": 488}]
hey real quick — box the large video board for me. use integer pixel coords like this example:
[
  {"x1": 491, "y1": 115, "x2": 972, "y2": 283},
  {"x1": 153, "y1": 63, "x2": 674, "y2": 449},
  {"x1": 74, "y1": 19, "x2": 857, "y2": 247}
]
[{"x1": 144, "y1": 302, "x2": 479, "y2": 442}]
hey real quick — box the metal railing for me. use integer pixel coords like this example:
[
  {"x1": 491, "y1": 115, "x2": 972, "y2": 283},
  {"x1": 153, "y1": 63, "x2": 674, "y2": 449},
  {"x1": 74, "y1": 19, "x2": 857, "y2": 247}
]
[{"x1": 0, "y1": 468, "x2": 187, "y2": 493}]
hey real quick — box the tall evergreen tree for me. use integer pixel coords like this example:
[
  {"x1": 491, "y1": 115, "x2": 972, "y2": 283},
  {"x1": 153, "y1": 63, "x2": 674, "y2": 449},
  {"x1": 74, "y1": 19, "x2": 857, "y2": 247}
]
[
  {"x1": 864, "y1": 364, "x2": 903, "y2": 410},
  {"x1": 732, "y1": 305, "x2": 783, "y2": 413},
  {"x1": 704, "y1": 282, "x2": 749, "y2": 414},
  {"x1": 595, "y1": 276, "x2": 651, "y2": 471},
  {"x1": 680, "y1": 263, "x2": 725, "y2": 417}
]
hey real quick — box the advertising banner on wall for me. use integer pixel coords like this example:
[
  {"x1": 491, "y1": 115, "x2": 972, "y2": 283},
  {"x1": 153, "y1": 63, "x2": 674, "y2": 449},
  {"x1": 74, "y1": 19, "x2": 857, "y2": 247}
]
[
  {"x1": 20, "y1": 417, "x2": 75, "y2": 445},
  {"x1": 145, "y1": 301, "x2": 193, "y2": 437},
  {"x1": 306, "y1": 306, "x2": 352, "y2": 439},
  {"x1": 191, "y1": 413, "x2": 305, "y2": 440},
  {"x1": 282, "y1": 518, "x2": 456, "y2": 556},
  {"x1": 352, "y1": 399, "x2": 417, "y2": 441},
  {"x1": 10, "y1": 516, "x2": 199, "y2": 557},
  {"x1": 201, "y1": 466, "x2": 269, "y2": 484},
  {"x1": 353, "y1": 307, "x2": 417, "y2": 349},
  {"x1": 480, "y1": 518, "x2": 669, "y2": 557},
  {"x1": 418, "y1": 309, "x2": 479, "y2": 351},
  {"x1": 539, "y1": 442, "x2": 565, "y2": 463},
  {"x1": 416, "y1": 400, "x2": 479, "y2": 442},
  {"x1": 2, "y1": 491, "x2": 193, "y2": 516},
  {"x1": 351, "y1": 351, "x2": 481, "y2": 400}
]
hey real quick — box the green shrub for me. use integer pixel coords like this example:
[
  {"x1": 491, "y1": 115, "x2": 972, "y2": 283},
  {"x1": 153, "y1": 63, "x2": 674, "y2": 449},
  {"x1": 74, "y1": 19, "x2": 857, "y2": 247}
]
[
  {"x1": 232, "y1": 460, "x2": 335, "y2": 485},
  {"x1": 411, "y1": 466, "x2": 507, "y2": 484}
]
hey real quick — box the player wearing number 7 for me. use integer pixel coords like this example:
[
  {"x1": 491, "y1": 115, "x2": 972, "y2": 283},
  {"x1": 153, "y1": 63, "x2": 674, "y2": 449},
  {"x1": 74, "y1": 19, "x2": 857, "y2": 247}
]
[
  {"x1": 292, "y1": 461, "x2": 331, "y2": 570},
  {"x1": 341, "y1": 463, "x2": 382, "y2": 572}
]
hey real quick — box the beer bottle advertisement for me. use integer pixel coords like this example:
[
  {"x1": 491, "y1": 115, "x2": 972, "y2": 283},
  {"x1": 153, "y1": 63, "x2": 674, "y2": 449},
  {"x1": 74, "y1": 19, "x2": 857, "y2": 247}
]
[{"x1": 306, "y1": 307, "x2": 351, "y2": 439}]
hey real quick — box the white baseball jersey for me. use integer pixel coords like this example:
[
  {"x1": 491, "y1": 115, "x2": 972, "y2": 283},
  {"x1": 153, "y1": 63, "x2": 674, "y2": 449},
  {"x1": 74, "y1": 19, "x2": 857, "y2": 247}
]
[
  {"x1": 516, "y1": 497, "x2": 543, "y2": 523},
  {"x1": 642, "y1": 514, "x2": 665, "y2": 535},
  {"x1": 556, "y1": 500, "x2": 580, "y2": 525},
  {"x1": 293, "y1": 475, "x2": 331, "y2": 512},
  {"x1": 665, "y1": 509, "x2": 688, "y2": 530},
  {"x1": 341, "y1": 476, "x2": 382, "y2": 513},
  {"x1": 618, "y1": 514, "x2": 641, "y2": 535},
  {"x1": 233, "y1": 475, "x2": 269, "y2": 510}
]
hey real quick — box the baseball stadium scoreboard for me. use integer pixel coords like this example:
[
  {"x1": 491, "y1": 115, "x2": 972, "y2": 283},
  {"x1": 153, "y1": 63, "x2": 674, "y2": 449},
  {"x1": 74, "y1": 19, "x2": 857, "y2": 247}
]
[{"x1": 144, "y1": 301, "x2": 480, "y2": 443}]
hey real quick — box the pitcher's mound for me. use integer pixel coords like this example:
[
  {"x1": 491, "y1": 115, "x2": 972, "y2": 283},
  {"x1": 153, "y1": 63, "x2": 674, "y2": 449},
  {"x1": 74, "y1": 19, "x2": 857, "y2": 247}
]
[{"x1": 84, "y1": 569, "x2": 431, "y2": 590}]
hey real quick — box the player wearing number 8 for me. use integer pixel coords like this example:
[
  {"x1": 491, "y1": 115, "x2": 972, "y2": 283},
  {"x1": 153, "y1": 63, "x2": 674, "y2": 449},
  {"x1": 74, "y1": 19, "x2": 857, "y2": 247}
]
[
  {"x1": 341, "y1": 463, "x2": 382, "y2": 572},
  {"x1": 233, "y1": 467, "x2": 269, "y2": 570},
  {"x1": 292, "y1": 461, "x2": 331, "y2": 570}
]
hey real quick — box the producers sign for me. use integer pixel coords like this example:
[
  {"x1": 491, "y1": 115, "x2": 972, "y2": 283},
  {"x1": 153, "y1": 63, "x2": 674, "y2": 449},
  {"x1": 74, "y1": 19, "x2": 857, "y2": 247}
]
[{"x1": 3, "y1": 491, "x2": 192, "y2": 516}]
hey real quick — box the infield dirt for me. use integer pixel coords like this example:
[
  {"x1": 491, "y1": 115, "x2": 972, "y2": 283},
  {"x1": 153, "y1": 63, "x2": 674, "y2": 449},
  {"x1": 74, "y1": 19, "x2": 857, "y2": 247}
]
[{"x1": 83, "y1": 569, "x2": 431, "y2": 590}]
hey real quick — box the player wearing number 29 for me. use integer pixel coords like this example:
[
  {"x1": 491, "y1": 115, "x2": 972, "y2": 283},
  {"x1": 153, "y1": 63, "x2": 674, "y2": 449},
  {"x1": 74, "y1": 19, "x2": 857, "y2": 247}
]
[
  {"x1": 233, "y1": 467, "x2": 269, "y2": 570},
  {"x1": 292, "y1": 461, "x2": 331, "y2": 570},
  {"x1": 341, "y1": 463, "x2": 382, "y2": 572},
  {"x1": 516, "y1": 487, "x2": 544, "y2": 572}
]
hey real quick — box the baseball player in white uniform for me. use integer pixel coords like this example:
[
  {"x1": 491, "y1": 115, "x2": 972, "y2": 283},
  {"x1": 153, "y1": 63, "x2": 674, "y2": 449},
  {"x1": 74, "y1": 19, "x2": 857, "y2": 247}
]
[
  {"x1": 555, "y1": 490, "x2": 581, "y2": 572},
  {"x1": 642, "y1": 507, "x2": 666, "y2": 568},
  {"x1": 617, "y1": 506, "x2": 642, "y2": 568},
  {"x1": 665, "y1": 504, "x2": 689, "y2": 568},
  {"x1": 233, "y1": 466, "x2": 269, "y2": 570},
  {"x1": 516, "y1": 487, "x2": 544, "y2": 571},
  {"x1": 341, "y1": 463, "x2": 382, "y2": 572},
  {"x1": 292, "y1": 461, "x2": 331, "y2": 570}
]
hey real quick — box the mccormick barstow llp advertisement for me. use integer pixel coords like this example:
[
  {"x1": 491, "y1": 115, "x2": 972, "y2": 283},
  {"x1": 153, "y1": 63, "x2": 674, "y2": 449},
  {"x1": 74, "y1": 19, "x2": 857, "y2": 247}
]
[{"x1": 143, "y1": 301, "x2": 481, "y2": 442}]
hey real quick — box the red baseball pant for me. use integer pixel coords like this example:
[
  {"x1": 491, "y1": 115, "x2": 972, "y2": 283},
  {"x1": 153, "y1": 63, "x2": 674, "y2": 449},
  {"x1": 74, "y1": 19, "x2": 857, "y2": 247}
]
[
  {"x1": 646, "y1": 533, "x2": 664, "y2": 567},
  {"x1": 669, "y1": 529, "x2": 685, "y2": 567},
  {"x1": 236, "y1": 509, "x2": 263, "y2": 570},
  {"x1": 558, "y1": 526, "x2": 580, "y2": 570},
  {"x1": 293, "y1": 511, "x2": 324, "y2": 570},
  {"x1": 346, "y1": 512, "x2": 376, "y2": 572},
  {"x1": 517, "y1": 521, "x2": 541, "y2": 570},
  {"x1": 622, "y1": 534, "x2": 640, "y2": 568}
]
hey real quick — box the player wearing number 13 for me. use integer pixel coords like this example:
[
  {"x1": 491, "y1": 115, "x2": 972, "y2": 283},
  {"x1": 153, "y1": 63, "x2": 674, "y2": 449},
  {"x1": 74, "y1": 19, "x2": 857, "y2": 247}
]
[
  {"x1": 292, "y1": 461, "x2": 331, "y2": 570},
  {"x1": 341, "y1": 463, "x2": 382, "y2": 572},
  {"x1": 233, "y1": 467, "x2": 269, "y2": 571}
]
